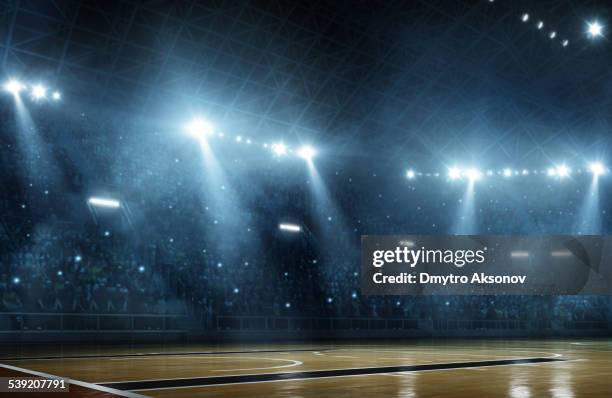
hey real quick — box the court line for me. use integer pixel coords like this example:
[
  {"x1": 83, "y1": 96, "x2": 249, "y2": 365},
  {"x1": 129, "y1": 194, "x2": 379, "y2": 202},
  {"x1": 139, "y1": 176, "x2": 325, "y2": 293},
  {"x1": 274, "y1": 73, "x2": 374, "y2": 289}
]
[
  {"x1": 0, "y1": 363, "x2": 149, "y2": 398},
  {"x1": 110, "y1": 355, "x2": 303, "y2": 372},
  {"x1": 98, "y1": 357, "x2": 566, "y2": 391},
  {"x1": 0, "y1": 348, "x2": 331, "y2": 361}
]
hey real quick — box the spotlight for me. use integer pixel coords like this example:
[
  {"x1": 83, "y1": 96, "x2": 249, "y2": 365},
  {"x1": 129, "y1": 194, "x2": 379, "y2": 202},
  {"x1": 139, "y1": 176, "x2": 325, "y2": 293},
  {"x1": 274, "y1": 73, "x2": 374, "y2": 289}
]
[
  {"x1": 32, "y1": 84, "x2": 47, "y2": 99},
  {"x1": 549, "y1": 31, "x2": 556, "y2": 39},
  {"x1": 547, "y1": 168, "x2": 557, "y2": 177},
  {"x1": 521, "y1": 13, "x2": 529, "y2": 22},
  {"x1": 562, "y1": 39, "x2": 569, "y2": 47},
  {"x1": 185, "y1": 118, "x2": 214, "y2": 139},
  {"x1": 521, "y1": 169, "x2": 529, "y2": 175},
  {"x1": 406, "y1": 169, "x2": 415, "y2": 179},
  {"x1": 556, "y1": 164, "x2": 570, "y2": 178},
  {"x1": 587, "y1": 21, "x2": 603, "y2": 38},
  {"x1": 279, "y1": 223, "x2": 301, "y2": 233},
  {"x1": 297, "y1": 145, "x2": 316, "y2": 161},
  {"x1": 465, "y1": 168, "x2": 482, "y2": 181},
  {"x1": 589, "y1": 162, "x2": 606, "y2": 176},
  {"x1": 503, "y1": 168, "x2": 513, "y2": 177},
  {"x1": 52, "y1": 91, "x2": 61, "y2": 100},
  {"x1": 272, "y1": 142, "x2": 287, "y2": 156},
  {"x1": 448, "y1": 167, "x2": 461, "y2": 180},
  {"x1": 3, "y1": 79, "x2": 24, "y2": 94},
  {"x1": 88, "y1": 197, "x2": 120, "y2": 208},
  {"x1": 537, "y1": 21, "x2": 544, "y2": 29}
]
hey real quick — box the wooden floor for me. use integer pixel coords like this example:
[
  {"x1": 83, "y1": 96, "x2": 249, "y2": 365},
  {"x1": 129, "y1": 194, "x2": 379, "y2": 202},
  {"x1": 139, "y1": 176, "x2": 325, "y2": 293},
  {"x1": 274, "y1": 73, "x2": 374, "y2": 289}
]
[{"x1": 1, "y1": 340, "x2": 611, "y2": 397}]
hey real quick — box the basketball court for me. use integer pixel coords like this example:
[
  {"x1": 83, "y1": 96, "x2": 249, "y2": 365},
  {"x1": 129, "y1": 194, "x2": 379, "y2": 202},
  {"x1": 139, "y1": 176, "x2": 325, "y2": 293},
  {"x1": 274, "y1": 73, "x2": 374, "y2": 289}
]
[{"x1": 1, "y1": 340, "x2": 610, "y2": 397}]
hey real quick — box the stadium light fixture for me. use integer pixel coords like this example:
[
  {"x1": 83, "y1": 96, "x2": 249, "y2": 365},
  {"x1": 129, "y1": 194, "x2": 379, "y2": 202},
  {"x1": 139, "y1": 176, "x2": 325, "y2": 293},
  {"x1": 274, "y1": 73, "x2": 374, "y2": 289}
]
[
  {"x1": 556, "y1": 164, "x2": 570, "y2": 178},
  {"x1": 32, "y1": 84, "x2": 47, "y2": 99},
  {"x1": 3, "y1": 79, "x2": 24, "y2": 94},
  {"x1": 52, "y1": 91, "x2": 61, "y2": 100},
  {"x1": 549, "y1": 31, "x2": 556, "y2": 39},
  {"x1": 465, "y1": 168, "x2": 482, "y2": 181},
  {"x1": 589, "y1": 162, "x2": 606, "y2": 176},
  {"x1": 547, "y1": 168, "x2": 557, "y2": 177},
  {"x1": 503, "y1": 168, "x2": 513, "y2": 177},
  {"x1": 562, "y1": 39, "x2": 569, "y2": 47},
  {"x1": 448, "y1": 167, "x2": 461, "y2": 180},
  {"x1": 587, "y1": 21, "x2": 603, "y2": 38},
  {"x1": 537, "y1": 21, "x2": 544, "y2": 30},
  {"x1": 88, "y1": 197, "x2": 120, "y2": 208},
  {"x1": 521, "y1": 13, "x2": 529, "y2": 23},
  {"x1": 406, "y1": 169, "x2": 415, "y2": 179},
  {"x1": 297, "y1": 145, "x2": 316, "y2": 161},
  {"x1": 272, "y1": 142, "x2": 287, "y2": 156},
  {"x1": 279, "y1": 223, "x2": 301, "y2": 233},
  {"x1": 185, "y1": 118, "x2": 214, "y2": 139}
]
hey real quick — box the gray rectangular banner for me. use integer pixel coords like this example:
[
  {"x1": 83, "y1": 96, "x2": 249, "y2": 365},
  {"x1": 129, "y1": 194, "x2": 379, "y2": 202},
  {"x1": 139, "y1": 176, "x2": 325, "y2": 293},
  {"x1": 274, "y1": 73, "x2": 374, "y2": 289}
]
[{"x1": 361, "y1": 235, "x2": 612, "y2": 295}]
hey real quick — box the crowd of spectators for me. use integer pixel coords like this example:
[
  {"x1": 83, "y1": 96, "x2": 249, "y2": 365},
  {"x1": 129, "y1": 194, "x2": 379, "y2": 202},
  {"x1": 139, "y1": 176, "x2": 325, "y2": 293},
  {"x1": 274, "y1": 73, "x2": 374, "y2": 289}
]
[{"x1": 1, "y1": 110, "x2": 611, "y2": 332}]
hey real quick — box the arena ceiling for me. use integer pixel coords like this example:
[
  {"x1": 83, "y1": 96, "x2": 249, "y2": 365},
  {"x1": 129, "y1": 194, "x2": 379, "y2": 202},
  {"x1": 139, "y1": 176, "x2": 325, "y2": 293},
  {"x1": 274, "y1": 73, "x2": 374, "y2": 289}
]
[{"x1": 1, "y1": 0, "x2": 611, "y2": 166}]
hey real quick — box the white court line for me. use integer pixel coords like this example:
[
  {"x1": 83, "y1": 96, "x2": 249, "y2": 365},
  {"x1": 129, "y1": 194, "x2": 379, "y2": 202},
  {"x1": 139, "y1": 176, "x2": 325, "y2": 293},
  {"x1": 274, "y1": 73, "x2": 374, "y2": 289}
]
[
  {"x1": 0, "y1": 363, "x2": 149, "y2": 398},
  {"x1": 111, "y1": 355, "x2": 304, "y2": 372},
  {"x1": 109, "y1": 355, "x2": 303, "y2": 372}
]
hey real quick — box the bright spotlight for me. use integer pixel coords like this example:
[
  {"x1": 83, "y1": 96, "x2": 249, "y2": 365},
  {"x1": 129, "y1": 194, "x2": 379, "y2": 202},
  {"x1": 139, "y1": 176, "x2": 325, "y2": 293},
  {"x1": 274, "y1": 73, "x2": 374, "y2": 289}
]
[
  {"x1": 521, "y1": 169, "x2": 529, "y2": 175},
  {"x1": 562, "y1": 39, "x2": 569, "y2": 47},
  {"x1": 448, "y1": 167, "x2": 461, "y2": 180},
  {"x1": 521, "y1": 13, "x2": 529, "y2": 22},
  {"x1": 549, "y1": 31, "x2": 556, "y2": 39},
  {"x1": 297, "y1": 145, "x2": 316, "y2": 161},
  {"x1": 272, "y1": 142, "x2": 287, "y2": 156},
  {"x1": 587, "y1": 21, "x2": 603, "y2": 38},
  {"x1": 185, "y1": 118, "x2": 214, "y2": 139},
  {"x1": 52, "y1": 91, "x2": 61, "y2": 100},
  {"x1": 32, "y1": 84, "x2": 47, "y2": 99},
  {"x1": 537, "y1": 21, "x2": 544, "y2": 29},
  {"x1": 3, "y1": 79, "x2": 24, "y2": 94},
  {"x1": 547, "y1": 168, "x2": 557, "y2": 177},
  {"x1": 503, "y1": 168, "x2": 513, "y2": 177},
  {"x1": 589, "y1": 162, "x2": 606, "y2": 176},
  {"x1": 279, "y1": 223, "x2": 301, "y2": 233},
  {"x1": 88, "y1": 197, "x2": 120, "y2": 208},
  {"x1": 556, "y1": 164, "x2": 570, "y2": 178},
  {"x1": 465, "y1": 168, "x2": 482, "y2": 181},
  {"x1": 406, "y1": 169, "x2": 415, "y2": 179}
]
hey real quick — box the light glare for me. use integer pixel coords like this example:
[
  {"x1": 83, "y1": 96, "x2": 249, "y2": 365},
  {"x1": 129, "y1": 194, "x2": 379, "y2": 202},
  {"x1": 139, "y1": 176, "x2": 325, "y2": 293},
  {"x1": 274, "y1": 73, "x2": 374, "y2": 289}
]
[
  {"x1": 556, "y1": 165, "x2": 569, "y2": 178},
  {"x1": 297, "y1": 145, "x2": 316, "y2": 161},
  {"x1": 32, "y1": 84, "x2": 47, "y2": 99},
  {"x1": 279, "y1": 223, "x2": 301, "y2": 232},
  {"x1": 465, "y1": 168, "x2": 482, "y2": 181},
  {"x1": 88, "y1": 197, "x2": 120, "y2": 208},
  {"x1": 448, "y1": 167, "x2": 461, "y2": 180},
  {"x1": 272, "y1": 143, "x2": 287, "y2": 156},
  {"x1": 589, "y1": 162, "x2": 605, "y2": 176},
  {"x1": 588, "y1": 21, "x2": 603, "y2": 38},
  {"x1": 185, "y1": 118, "x2": 214, "y2": 139},
  {"x1": 3, "y1": 79, "x2": 24, "y2": 94}
]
